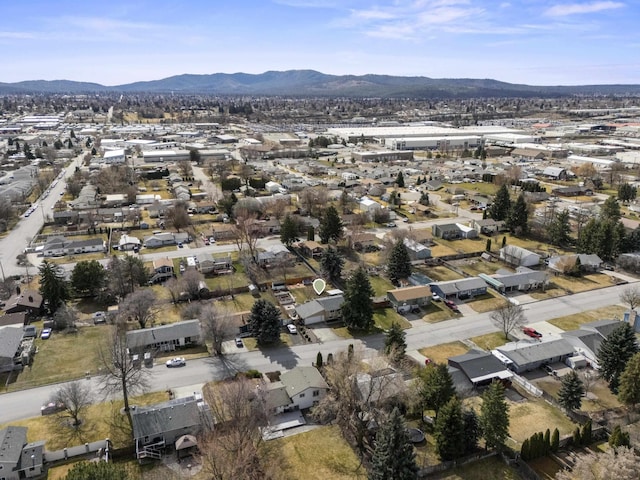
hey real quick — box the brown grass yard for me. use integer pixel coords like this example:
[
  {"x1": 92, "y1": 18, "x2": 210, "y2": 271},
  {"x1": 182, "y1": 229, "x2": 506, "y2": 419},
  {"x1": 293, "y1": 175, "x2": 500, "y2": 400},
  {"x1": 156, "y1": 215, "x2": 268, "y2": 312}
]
[
  {"x1": 421, "y1": 302, "x2": 458, "y2": 323},
  {"x1": 419, "y1": 342, "x2": 468, "y2": 364},
  {"x1": 276, "y1": 426, "x2": 366, "y2": 480},
  {"x1": 455, "y1": 182, "x2": 501, "y2": 197},
  {"x1": 536, "y1": 376, "x2": 621, "y2": 412},
  {"x1": 528, "y1": 456, "x2": 563, "y2": 480},
  {"x1": 429, "y1": 243, "x2": 459, "y2": 257},
  {"x1": 528, "y1": 287, "x2": 566, "y2": 300},
  {"x1": 204, "y1": 271, "x2": 251, "y2": 291},
  {"x1": 434, "y1": 238, "x2": 486, "y2": 255},
  {"x1": 429, "y1": 456, "x2": 520, "y2": 480},
  {"x1": 464, "y1": 291, "x2": 506, "y2": 313},
  {"x1": 549, "y1": 273, "x2": 616, "y2": 294},
  {"x1": 49, "y1": 252, "x2": 107, "y2": 265},
  {"x1": 507, "y1": 397, "x2": 578, "y2": 445},
  {"x1": 469, "y1": 332, "x2": 508, "y2": 351},
  {"x1": 547, "y1": 305, "x2": 627, "y2": 332},
  {"x1": 424, "y1": 265, "x2": 463, "y2": 282}
]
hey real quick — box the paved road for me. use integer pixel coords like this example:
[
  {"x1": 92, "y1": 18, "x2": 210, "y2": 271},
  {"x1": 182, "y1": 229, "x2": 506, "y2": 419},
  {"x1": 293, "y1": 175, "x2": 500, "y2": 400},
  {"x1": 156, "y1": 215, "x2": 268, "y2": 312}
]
[{"x1": 0, "y1": 281, "x2": 633, "y2": 424}]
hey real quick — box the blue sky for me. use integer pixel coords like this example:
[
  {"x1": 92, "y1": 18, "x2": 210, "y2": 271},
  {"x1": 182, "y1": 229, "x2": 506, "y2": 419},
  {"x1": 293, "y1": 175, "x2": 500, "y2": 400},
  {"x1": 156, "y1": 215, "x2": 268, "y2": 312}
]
[{"x1": 0, "y1": 0, "x2": 637, "y2": 86}]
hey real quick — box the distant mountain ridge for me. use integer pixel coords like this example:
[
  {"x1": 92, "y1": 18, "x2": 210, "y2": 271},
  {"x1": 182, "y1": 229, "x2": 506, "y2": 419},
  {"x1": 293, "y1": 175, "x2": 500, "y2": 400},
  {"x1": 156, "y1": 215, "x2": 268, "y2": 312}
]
[{"x1": 1, "y1": 70, "x2": 639, "y2": 97}]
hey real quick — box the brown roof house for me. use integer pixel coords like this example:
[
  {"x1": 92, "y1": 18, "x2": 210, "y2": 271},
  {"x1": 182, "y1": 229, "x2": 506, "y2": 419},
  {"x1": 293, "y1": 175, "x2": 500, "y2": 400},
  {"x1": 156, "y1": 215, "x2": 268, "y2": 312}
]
[
  {"x1": 387, "y1": 285, "x2": 432, "y2": 314},
  {"x1": 5, "y1": 290, "x2": 43, "y2": 320}
]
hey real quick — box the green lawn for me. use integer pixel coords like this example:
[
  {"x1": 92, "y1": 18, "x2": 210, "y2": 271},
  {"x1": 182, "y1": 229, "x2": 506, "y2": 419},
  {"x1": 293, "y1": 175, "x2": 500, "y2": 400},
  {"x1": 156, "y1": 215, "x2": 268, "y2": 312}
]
[
  {"x1": 368, "y1": 275, "x2": 395, "y2": 296},
  {"x1": 204, "y1": 271, "x2": 251, "y2": 291},
  {"x1": 421, "y1": 302, "x2": 458, "y2": 323},
  {"x1": 429, "y1": 456, "x2": 520, "y2": 480},
  {"x1": 547, "y1": 305, "x2": 627, "y2": 331},
  {"x1": 373, "y1": 308, "x2": 412, "y2": 330}
]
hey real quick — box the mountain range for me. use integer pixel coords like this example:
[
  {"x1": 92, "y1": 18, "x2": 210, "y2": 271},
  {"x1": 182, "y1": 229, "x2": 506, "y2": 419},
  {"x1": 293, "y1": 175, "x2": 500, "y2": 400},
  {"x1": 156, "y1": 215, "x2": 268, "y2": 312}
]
[{"x1": 1, "y1": 70, "x2": 639, "y2": 97}]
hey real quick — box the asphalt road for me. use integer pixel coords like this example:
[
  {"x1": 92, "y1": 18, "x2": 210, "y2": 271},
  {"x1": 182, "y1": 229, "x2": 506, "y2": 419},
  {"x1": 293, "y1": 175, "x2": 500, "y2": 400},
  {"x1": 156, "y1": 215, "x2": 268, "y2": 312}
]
[{"x1": 0, "y1": 281, "x2": 633, "y2": 424}]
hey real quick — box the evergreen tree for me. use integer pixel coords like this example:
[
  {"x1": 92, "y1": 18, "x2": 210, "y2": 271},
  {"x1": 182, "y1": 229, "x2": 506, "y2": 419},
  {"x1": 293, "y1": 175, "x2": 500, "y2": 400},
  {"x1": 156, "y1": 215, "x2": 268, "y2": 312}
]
[
  {"x1": 463, "y1": 409, "x2": 481, "y2": 454},
  {"x1": 280, "y1": 214, "x2": 299, "y2": 247},
  {"x1": 507, "y1": 193, "x2": 529, "y2": 235},
  {"x1": 520, "y1": 438, "x2": 530, "y2": 461},
  {"x1": 39, "y1": 260, "x2": 70, "y2": 315},
  {"x1": 307, "y1": 225, "x2": 315, "y2": 241},
  {"x1": 558, "y1": 370, "x2": 585, "y2": 411},
  {"x1": 618, "y1": 352, "x2": 640, "y2": 408},
  {"x1": 598, "y1": 322, "x2": 639, "y2": 393},
  {"x1": 247, "y1": 299, "x2": 282, "y2": 345},
  {"x1": 419, "y1": 192, "x2": 430, "y2": 206},
  {"x1": 384, "y1": 322, "x2": 407, "y2": 362},
  {"x1": 502, "y1": 236, "x2": 507, "y2": 248},
  {"x1": 489, "y1": 184, "x2": 511, "y2": 221},
  {"x1": 71, "y1": 260, "x2": 106, "y2": 297},
  {"x1": 551, "y1": 428, "x2": 560, "y2": 452},
  {"x1": 544, "y1": 429, "x2": 551, "y2": 454},
  {"x1": 318, "y1": 205, "x2": 343, "y2": 244},
  {"x1": 609, "y1": 425, "x2": 630, "y2": 448},
  {"x1": 486, "y1": 238, "x2": 492, "y2": 252},
  {"x1": 577, "y1": 218, "x2": 599, "y2": 253},
  {"x1": 434, "y1": 398, "x2": 465, "y2": 461},
  {"x1": 316, "y1": 352, "x2": 323, "y2": 369},
  {"x1": 600, "y1": 196, "x2": 621, "y2": 221},
  {"x1": 341, "y1": 267, "x2": 374, "y2": 330},
  {"x1": 480, "y1": 381, "x2": 509, "y2": 451},
  {"x1": 387, "y1": 239, "x2": 412, "y2": 285},
  {"x1": 320, "y1": 247, "x2": 344, "y2": 282},
  {"x1": 416, "y1": 363, "x2": 455, "y2": 417},
  {"x1": 369, "y1": 408, "x2": 418, "y2": 480},
  {"x1": 581, "y1": 419, "x2": 592, "y2": 446},
  {"x1": 572, "y1": 427, "x2": 581, "y2": 446},
  {"x1": 618, "y1": 183, "x2": 637, "y2": 203},
  {"x1": 396, "y1": 171, "x2": 405, "y2": 188},
  {"x1": 548, "y1": 210, "x2": 572, "y2": 246}
]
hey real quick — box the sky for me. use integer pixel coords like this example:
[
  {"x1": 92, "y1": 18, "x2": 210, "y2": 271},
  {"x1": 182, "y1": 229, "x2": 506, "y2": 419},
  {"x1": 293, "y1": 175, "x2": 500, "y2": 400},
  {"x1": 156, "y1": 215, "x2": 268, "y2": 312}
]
[{"x1": 0, "y1": 0, "x2": 638, "y2": 86}]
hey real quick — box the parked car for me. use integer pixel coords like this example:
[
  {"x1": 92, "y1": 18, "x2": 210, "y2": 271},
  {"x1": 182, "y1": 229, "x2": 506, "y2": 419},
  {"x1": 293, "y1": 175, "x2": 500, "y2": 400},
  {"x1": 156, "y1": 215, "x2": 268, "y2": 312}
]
[
  {"x1": 177, "y1": 243, "x2": 184, "y2": 248},
  {"x1": 235, "y1": 337, "x2": 244, "y2": 348},
  {"x1": 93, "y1": 311, "x2": 107, "y2": 324},
  {"x1": 287, "y1": 324, "x2": 298, "y2": 334},
  {"x1": 444, "y1": 299, "x2": 459, "y2": 312},
  {"x1": 165, "y1": 357, "x2": 186, "y2": 368},
  {"x1": 41, "y1": 402, "x2": 65, "y2": 416},
  {"x1": 523, "y1": 327, "x2": 542, "y2": 339},
  {"x1": 40, "y1": 328, "x2": 52, "y2": 339},
  {"x1": 432, "y1": 294, "x2": 441, "y2": 302},
  {"x1": 386, "y1": 222, "x2": 397, "y2": 228}
]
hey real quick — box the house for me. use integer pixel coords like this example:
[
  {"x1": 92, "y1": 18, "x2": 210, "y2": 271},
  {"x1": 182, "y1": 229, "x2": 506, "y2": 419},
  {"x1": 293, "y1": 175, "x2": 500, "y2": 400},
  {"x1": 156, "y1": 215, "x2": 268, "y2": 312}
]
[
  {"x1": 4, "y1": 290, "x2": 43, "y2": 319},
  {"x1": 493, "y1": 338, "x2": 575, "y2": 374},
  {"x1": 472, "y1": 219, "x2": 507, "y2": 235},
  {"x1": 499, "y1": 245, "x2": 540, "y2": 267},
  {"x1": 403, "y1": 238, "x2": 431, "y2": 261},
  {"x1": 424, "y1": 180, "x2": 443, "y2": 191},
  {"x1": 448, "y1": 350, "x2": 513, "y2": 387},
  {"x1": 295, "y1": 295, "x2": 344, "y2": 325},
  {"x1": 149, "y1": 258, "x2": 174, "y2": 284},
  {"x1": 143, "y1": 232, "x2": 190, "y2": 248},
  {"x1": 387, "y1": 285, "x2": 431, "y2": 313},
  {"x1": 359, "y1": 197, "x2": 382, "y2": 217},
  {"x1": 297, "y1": 240, "x2": 325, "y2": 259},
  {"x1": 0, "y1": 326, "x2": 26, "y2": 373},
  {"x1": 208, "y1": 255, "x2": 232, "y2": 274},
  {"x1": 479, "y1": 269, "x2": 549, "y2": 293},
  {"x1": 42, "y1": 236, "x2": 106, "y2": 257},
  {"x1": 257, "y1": 244, "x2": 292, "y2": 267},
  {"x1": 356, "y1": 367, "x2": 406, "y2": 406},
  {"x1": 118, "y1": 234, "x2": 141, "y2": 251},
  {"x1": 552, "y1": 186, "x2": 593, "y2": 197},
  {"x1": 347, "y1": 232, "x2": 378, "y2": 251},
  {"x1": 624, "y1": 310, "x2": 640, "y2": 333},
  {"x1": 0, "y1": 426, "x2": 45, "y2": 479},
  {"x1": 429, "y1": 277, "x2": 487, "y2": 299},
  {"x1": 0, "y1": 312, "x2": 27, "y2": 328},
  {"x1": 132, "y1": 395, "x2": 203, "y2": 461},
  {"x1": 126, "y1": 319, "x2": 202, "y2": 353},
  {"x1": 278, "y1": 367, "x2": 329, "y2": 410},
  {"x1": 432, "y1": 223, "x2": 462, "y2": 240},
  {"x1": 548, "y1": 254, "x2": 603, "y2": 274},
  {"x1": 195, "y1": 253, "x2": 215, "y2": 274},
  {"x1": 542, "y1": 166, "x2": 568, "y2": 180},
  {"x1": 561, "y1": 327, "x2": 609, "y2": 368}
]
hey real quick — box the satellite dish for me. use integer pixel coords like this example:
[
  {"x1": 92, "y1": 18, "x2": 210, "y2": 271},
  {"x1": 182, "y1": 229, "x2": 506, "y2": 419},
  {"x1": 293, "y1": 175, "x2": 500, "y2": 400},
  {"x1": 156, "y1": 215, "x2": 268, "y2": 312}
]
[{"x1": 313, "y1": 278, "x2": 326, "y2": 295}]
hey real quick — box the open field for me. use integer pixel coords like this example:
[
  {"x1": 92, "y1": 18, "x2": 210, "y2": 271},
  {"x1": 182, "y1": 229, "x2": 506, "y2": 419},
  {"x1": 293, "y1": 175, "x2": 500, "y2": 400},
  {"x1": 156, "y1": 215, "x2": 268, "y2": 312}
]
[
  {"x1": 547, "y1": 305, "x2": 627, "y2": 331},
  {"x1": 276, "y1": 426, "x2": 367, "y2": 480},
  {"x1": 429, "y1": 455, "x2": 520, "y2": 480},
  {"x1": 419, "y1": 341, "x2": 468, "y2": 364},
  {"x1": 469, "y1": 332, "x2": 508, "y2": 351},
  {"x1": 454, "y1": 182, "x2": 501, "y2": 197}
]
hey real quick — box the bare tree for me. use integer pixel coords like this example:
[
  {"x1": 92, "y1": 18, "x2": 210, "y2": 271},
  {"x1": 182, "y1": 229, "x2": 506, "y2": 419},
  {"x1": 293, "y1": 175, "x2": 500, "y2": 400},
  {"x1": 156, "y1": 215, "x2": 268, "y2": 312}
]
[
  {"x1": 120, "y1": 289, "x2": 158, "y2": 328},
  {"x1": 166, "y1": 200, "x2": 191, "y2": 232},
  {"x1": 490, "y1": 300, "x2": 526, "y2": 340},
  {"x1": 233, "y1": 207, "x2": 260, "y2": 263},
  {"x1": 164, "y1": 277, "x2": 181, "y2": 304},
  {"x1": 52, "y1": 381, "x2": 93, "y2": 428},
  {"x1": 0, "y1": 277, "x2": 16, "y2": 301},
  {"x1": 53, "y1": 304, "x2": 79, "y2": 331},
  {"x1": 200, "y1": 377, "x2": 272, "y2": 480},
  {"x1": 177, "y1": 159, "x2": 193, "y2": 178},
  {"x1": 180, "y1": 269, "x2": 205, "y2": 300},
  {"x1": 200, "y1": 304, "x2": 234, "y2": 356},
  {"x1": 268, "y1": 197, "x2": 290, "y2": 221},
  {"x1": 298, "y1": 186, "x2": 328, "y2": 217},
  {"x1": 555, "y1": 446, "x2": 640, "y2": 480},
  {"x1": 99, "y1": 325, "x2": 151, "y2": 430},
  {"x1": 620, "y1": 286, "x2": 640, "y2": 311}
]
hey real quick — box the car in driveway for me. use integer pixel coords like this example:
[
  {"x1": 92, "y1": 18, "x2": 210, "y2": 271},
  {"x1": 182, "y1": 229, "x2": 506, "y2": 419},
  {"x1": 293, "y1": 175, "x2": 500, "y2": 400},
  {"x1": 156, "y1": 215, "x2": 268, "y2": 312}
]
[
  {"x1": 386, "y1": 222, "x2": 397, "y2": 228},
  {"x1": 235, "y1": 337, "x2": 244, "y2": 348},
  {"x1": 444, "y1": 299, "x2": 459, "y2": 312},
  {"x1": 432, "y1": 294, "x2": 441, "y2": 302},
  {"x1": 523, "y1": 327, "x2": 542, "y2": 339},
  {"x1": 40, "y1": 328, "x2": 52, "y2": 339},
  {"x1": 287, "y1": 324, "x2": 298, "y2": 334},
  {"x1": 165, "y1": 357, "x2": 186, "y2": 368}
]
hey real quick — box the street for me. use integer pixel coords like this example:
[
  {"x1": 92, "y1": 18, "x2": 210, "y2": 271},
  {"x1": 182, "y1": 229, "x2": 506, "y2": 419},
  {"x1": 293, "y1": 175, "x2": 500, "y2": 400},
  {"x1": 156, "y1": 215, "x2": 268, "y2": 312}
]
[{"x1": 0, "y1": 281, "x2": 633, "y2": 424}]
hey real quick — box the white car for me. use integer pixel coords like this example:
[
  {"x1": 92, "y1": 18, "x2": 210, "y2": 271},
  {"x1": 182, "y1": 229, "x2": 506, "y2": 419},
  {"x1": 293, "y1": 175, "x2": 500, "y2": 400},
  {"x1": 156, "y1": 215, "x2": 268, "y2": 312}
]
[
  {"x1": 165, "y1": 357, "x2": 186, "y2": 368},
  {"x1": 287, "y1": 324, "x2": 297, "y2": 334},
  {"x1": 432, "y1": 294, "x2": 441, "y2": 302}
]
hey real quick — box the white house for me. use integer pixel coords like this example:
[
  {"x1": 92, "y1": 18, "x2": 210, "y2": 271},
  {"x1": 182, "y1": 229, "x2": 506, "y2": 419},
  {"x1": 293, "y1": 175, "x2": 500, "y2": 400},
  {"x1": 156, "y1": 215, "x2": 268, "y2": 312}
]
[
  {"x1": 279, "y1": 366, "x2": 328, "y2": 410},
  {"x1": 359, "y1": 196, "x2": 382, "y2": 216},
  {"x1": 499, "y1": 245, "x2": 540, "y2": 267},
  {"x1": 103, "y1": 148, "x2": 126, "y2": 164},
  {"x1": 119, "y1": 234, "x2": 141, "y2": 251}
]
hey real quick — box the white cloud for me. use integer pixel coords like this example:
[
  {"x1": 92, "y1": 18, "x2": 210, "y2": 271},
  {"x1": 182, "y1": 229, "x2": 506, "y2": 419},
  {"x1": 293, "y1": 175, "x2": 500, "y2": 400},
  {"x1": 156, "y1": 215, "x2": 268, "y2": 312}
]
[{"x1": 545, "y1": 1, "x2": 624, "y2": 17}]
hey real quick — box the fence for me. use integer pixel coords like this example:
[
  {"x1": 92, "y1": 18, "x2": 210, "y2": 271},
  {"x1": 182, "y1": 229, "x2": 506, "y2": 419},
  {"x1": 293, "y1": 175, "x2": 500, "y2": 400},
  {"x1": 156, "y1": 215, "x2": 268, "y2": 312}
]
[
  {"x1": 512, "y1": 373, "x2": 543, "y2": 397},
  {"x1": 418, "y1": 451, "x2": 498, "y2": 477}
]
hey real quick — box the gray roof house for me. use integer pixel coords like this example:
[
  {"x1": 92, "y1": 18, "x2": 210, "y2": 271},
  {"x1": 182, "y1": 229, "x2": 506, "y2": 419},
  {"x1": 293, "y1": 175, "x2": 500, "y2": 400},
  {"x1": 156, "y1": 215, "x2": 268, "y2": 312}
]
[
  {"x1": 479, "y1": 269, "x2": 549, "y2": 293},
  {"x1": 0, "y1": 426, "x2": 45, "y2": 480},
  {"x1": 279, "y1": 367, "x2": 329, "y2": 411},
  {"x1": 403, "y1": 238, "x2": 431, "y2": 261},
  {"x1": 42, "y1": 236, "x2": 106, "y2": 257},
  {"x1": 126, "y1": 319, "x2": 202, "y2": 353},
  {"x1": 493, "y1": 338, "x2": 575, "y2": 374},
  {"x1": 448, "y1": 350, "x2": 513, "y2": 387},
  {"x1": 295, "y1": 295, "x2": 344, "y2": 326},
  {"x1": 548, "y1": 254, "x2": 603, "y2": 274},
  {"x1": 132, "y1": 396, "x2": 203, "y2": 461},
  {"x1": 429, "y1": 277, "x2": 487, "y2": 299},
  {"x1": 143, "y1": 232, "x2": 190, "y2": 248},
  {"x1": 0, "y1": 326, "x2": 26, "y2": 373},
  {"x1": 499, "y1": 245, "x2": 540, "y2": 267}
]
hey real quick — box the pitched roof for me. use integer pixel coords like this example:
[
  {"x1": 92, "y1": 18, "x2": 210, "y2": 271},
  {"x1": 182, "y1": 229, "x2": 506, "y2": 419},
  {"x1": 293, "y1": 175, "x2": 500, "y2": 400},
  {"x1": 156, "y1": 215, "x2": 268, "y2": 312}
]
[
  {"x1": 0, "y1": 312, "x2": 27, "y2": 328},
  {"x1": 0, "y1": 426, "x2": 27, "y2": 468},
  {"x1": 152, "y1": 257, "x2": 173, "y2": 270},
  {"x1": 430, "y1": 277, "x2": 486, "y2": 295},
  {"x1": 581, "y1": 319, "x2": 622, "y2": 338},
  {"x1": 126, "y1": 319, "x2": 201, "y2": 349},
  {"x1": 387, "y1": 285, "x2": 431, "y2": 303},
  {"x1": 280, "y1": 367, "x2": 328, "y2": 397},
  {"x1": 131, "y1": 396, "x2": 201, "y2": 440},
  {"x1": 5, "y1": 290, "x2": 43, "y2": 311},
  {"x1": 497, "y1": 338, "x2": 575, "y2": 367},
  {"x1": 448, "y1": 350, "x2": 513, "y2": 383}
]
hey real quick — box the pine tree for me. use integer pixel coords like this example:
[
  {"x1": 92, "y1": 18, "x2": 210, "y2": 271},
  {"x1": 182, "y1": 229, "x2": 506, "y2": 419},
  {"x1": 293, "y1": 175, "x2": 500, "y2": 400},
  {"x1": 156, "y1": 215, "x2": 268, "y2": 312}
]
[
  {"x1": 384, "y1": 322, "x2": 407, "y2": 362},
  {"x1": 551, "y1": 428, "x2": 560, "y2": 452},
  {"x1": 307, "y1": 225, "x2": 315, "y2": 241},
  {"x1": 369, "y1": 408, "x2": 418, "y2": 480},
  {"x1": 280, "y1": 214, "x2": 299, "y2": 246},
  {"x1": 548, "y1": 209, "x2": 572, "y2": 246},
  {"x1": 480, "y1": 381, "x2": 510, "y2": 451},
  {"x1": 396, "y1": 171, "x2": 405, "y2": 188},
  {"x1": 316, "y1": 352, "x2": 323, "y2": 369},
  {"x1": 507, "y1": 193, "x2": 529, "y2": 235},
  {"x1": 520, "y1": 438, "x2": 530, "y2": 461},
  {"x1": 320, "y1": 246, "x2": 344, "y2": 282},
  {"x1": 609, "y1": 425, "x2": 630, "y2": 448},
  {"x1": 544, "y1": 429, "x2": 551, "y2": 454},
  {"x1": 387, "y1": 239, "x2": 412, "y2": 285},
  {"x1": 502, "y1": 236, "x2": 507, "y2": 248},
  {"x1": 341, "y1": 267, "x2": 374, "y2": 330},
  {"x1": 618, "y1": 352, "x2": 640, "y2": 408},
  {"x1": 581, "y1": 419, "x2": 592, "y2": 446},
  {"x1": 319, "y1": 205, "x2": 343, "y2": 244},
  {"x1": 486, "y1": 238, "x2": 492, "y2": 252},
  {"x1": 416, "y1": 363, "x2": 455, "y2": 417},
  {"x1": 489, "y1": 184, "x2": 511, "y2": 221},
  {"x1": 600, "y1": 196, "x2": 621, "y2": 221},
  {"x1": 247, "y1": 299, "x2": 282, "y2": 345},
  {"x1": 598, "y1": 322, "x2": 639, "y2": 393},
  {"x1": 434, "y1": 398, "x2": 466, "y2": 461},
  {"x1": 572, "y1": 427, "x2": 581, "y2": 446},
  {"x1": 558, "y1": 370, "x2": 585, "y2": 411},
  {"x1": 39, "y1": 260, "x2": 70, "y2": 315},
  {"x1": 463, "y1": 409, "x2": 480, "y2": 454}
]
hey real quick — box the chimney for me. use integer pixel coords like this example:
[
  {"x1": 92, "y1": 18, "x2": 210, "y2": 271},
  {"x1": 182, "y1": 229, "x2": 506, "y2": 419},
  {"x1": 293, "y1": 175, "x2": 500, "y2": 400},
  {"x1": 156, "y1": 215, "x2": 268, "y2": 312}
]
[{"x1": 28, "y1": 296, "x2": 33, "y2": 303}]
